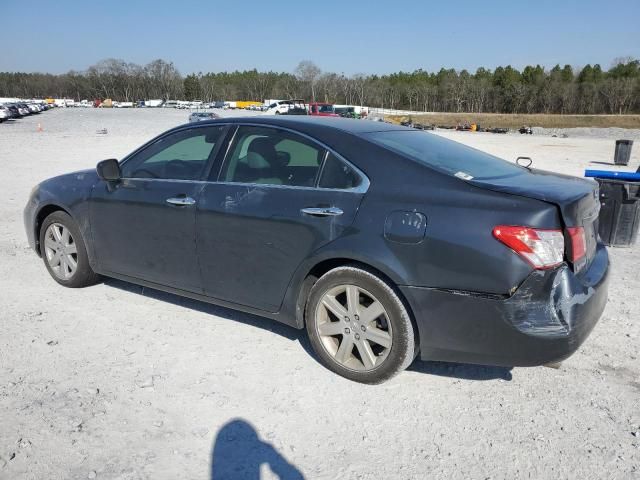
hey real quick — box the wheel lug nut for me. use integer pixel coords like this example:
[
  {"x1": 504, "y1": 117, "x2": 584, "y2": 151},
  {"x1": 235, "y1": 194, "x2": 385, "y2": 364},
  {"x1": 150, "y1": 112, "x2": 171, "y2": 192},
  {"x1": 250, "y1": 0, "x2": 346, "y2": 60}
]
[
  {"x1": 344, "y1": 327, "x2": 350, "y2": 334},
  {"x1": 355, "y1": 333, "x2": 360, "y2": 340},
  {"x1": 344, "y1": 316, "x2": 350, "y2": 322},
  {"x1": 354, "y1": 314, "x2": 359, "y2": 321},
  {"x1": 360, "y1": 325, "x2": 366, "y2": 332}
]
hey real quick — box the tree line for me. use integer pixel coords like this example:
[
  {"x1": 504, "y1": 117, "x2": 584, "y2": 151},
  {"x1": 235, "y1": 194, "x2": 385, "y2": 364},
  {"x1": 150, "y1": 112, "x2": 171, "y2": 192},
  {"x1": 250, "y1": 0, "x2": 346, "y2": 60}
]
[{"x1": 1, "y1": 58, "x2": 639, "y2": 114}]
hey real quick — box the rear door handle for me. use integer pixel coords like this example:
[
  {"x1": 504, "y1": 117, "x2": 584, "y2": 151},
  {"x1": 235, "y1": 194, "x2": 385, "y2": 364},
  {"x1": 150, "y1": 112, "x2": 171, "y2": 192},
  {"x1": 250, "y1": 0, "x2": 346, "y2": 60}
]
[
  {"x1": 301, "y1": 207, "x2": 343, "y2": 217},
  {"x1": 166, "y1": 196, "x2": 196, "y2": 206}
]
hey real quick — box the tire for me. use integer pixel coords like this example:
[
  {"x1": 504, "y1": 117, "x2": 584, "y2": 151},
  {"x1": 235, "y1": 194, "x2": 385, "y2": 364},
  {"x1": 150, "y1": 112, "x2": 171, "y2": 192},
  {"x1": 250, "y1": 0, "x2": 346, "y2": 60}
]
[
  {"x1": 305, "y1": 266, "x2": 416, "y2": 384},
  {"x1": 39, "y1": 211, "x2": 101, "y2": 288}
]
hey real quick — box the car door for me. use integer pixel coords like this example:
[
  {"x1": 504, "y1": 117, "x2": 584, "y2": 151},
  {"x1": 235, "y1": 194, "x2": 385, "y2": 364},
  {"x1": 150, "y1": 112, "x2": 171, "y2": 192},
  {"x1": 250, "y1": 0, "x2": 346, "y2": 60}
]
[
  {"x1": 90, "y1": 125, "x2": 227, "y2": 292},
  {"x1": 196, "y1": 125, "x2": 368, "y2": 312}
]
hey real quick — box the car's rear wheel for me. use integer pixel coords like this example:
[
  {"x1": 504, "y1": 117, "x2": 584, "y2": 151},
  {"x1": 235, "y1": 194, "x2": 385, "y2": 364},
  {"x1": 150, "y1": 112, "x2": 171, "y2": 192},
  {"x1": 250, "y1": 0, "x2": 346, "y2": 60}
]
[
  {"x1": 39, "y1": 211, "x2": 101, "y2": 288},
  {"x1": 305, "y1": 266, "x2": 416, "y2": 384}
]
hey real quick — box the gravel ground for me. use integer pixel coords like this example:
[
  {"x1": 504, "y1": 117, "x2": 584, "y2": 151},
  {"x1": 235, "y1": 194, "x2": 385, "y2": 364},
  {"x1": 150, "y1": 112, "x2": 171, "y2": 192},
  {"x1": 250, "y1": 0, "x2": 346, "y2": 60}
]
[{"x1": 0, "y1": 108, "x2": 638, "y2": 480}]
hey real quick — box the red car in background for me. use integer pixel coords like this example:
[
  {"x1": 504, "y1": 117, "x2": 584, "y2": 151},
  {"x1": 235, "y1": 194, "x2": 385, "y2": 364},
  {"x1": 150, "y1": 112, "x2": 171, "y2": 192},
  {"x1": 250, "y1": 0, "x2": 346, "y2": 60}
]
[{"x1": 308, "y1": 102, "x2": 339, "y2": 117}]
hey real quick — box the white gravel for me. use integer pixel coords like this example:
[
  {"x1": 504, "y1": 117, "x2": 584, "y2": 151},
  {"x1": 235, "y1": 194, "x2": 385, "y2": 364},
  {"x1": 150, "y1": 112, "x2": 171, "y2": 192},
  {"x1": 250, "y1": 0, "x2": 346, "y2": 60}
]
[
  {"x1": 531, "y1": 127, "x2": 640, "y2": 141},
  {"x1": 0, "y1": 108, "x2": 638, "y2": 479}
]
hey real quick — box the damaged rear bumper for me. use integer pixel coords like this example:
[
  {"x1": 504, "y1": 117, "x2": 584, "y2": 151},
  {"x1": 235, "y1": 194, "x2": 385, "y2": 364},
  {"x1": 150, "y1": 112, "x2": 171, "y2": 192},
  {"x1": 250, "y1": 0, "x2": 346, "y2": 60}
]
[{"x1": 401, "y1": 244, "x2": 610, "y2": 367}]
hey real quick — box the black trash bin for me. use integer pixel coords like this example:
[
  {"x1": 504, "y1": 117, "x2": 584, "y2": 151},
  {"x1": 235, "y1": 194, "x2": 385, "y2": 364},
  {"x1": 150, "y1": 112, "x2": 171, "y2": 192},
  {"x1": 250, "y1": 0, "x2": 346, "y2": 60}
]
[
  {"x1": 614, "y1": 139, "x2": 633, "y2": 166},
  {"x1": 596, "y1": 178, "x2": 640, "y2": 247}
]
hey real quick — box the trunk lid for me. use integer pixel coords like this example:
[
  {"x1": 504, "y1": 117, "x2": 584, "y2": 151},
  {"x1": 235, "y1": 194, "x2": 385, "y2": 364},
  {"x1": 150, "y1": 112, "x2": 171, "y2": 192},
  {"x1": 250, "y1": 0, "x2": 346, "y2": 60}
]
[{"x1": 470, "y1": 168, "x2": 600, "y2": 272}]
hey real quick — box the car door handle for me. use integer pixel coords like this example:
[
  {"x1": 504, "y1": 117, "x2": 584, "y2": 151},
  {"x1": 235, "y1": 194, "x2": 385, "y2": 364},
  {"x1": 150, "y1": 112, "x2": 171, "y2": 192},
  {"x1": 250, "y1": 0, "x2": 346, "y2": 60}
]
[
  {"x1": 166, "y1": 196, "x2": 196, "y2": 206},
  {"x1": 300, "y1": 207, "x2": 344, "y2": 217}
]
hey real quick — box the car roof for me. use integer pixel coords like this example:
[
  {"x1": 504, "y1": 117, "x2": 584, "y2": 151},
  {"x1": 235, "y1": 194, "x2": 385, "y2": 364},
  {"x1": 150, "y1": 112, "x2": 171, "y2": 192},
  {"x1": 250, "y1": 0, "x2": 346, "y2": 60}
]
[{"x1": 195, "y1": 116, "x2": 406, "y2": 135}]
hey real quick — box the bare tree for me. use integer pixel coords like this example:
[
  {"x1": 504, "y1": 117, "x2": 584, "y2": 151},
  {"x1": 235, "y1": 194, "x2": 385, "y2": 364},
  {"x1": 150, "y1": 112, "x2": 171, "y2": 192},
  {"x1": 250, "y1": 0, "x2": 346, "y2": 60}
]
[{"x1": 294, "y1": 61, "x2": 321, "y2": 101}]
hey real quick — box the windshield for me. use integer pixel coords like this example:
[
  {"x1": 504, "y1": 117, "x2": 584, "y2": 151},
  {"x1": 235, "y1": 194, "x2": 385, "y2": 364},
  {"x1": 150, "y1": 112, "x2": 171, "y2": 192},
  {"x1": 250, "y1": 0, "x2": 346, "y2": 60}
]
[
  {"x1": 365, "y1": 130, "x2": 526, "y2": 180},
  {"x1": 317, "y1": 104, "x2": 334, "y2": 113}
]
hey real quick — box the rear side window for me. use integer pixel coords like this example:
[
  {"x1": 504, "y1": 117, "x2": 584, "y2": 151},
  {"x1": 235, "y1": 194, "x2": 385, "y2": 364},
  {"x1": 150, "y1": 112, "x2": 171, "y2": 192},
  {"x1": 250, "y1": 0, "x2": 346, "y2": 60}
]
[
  {"x1": 221, "y1": 126, "x2": 323, "y2": 187},
  {"x1": 319, "y1": 153, "x2": 362, "y2": 189},
  {"x1": 365, "y1": 131, "x2": 526, "y2": 181}
]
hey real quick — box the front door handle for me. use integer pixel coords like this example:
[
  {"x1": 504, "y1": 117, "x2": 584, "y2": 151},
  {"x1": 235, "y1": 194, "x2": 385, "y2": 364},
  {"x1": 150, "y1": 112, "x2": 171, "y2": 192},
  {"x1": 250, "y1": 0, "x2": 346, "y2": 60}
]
[
  {"x1": 301, "y1": 207, "x2": 344, "y2": 217},
  {"x1": 166, "y1": 196, "x2": 196, "y2": 206}
]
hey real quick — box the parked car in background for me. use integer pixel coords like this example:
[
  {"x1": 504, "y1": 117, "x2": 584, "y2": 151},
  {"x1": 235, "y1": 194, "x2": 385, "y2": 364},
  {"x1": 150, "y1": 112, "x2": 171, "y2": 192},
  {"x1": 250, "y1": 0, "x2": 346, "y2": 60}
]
[
  {"x1": 4, "y1": 104, "x2": 21, "y2": 118},
  {"x1": 24, "y1": 117, "x2": 609, "y2": 384},
  {"x1": 188, "y1": 112, "x2": 220, "y2": 122},
  {"x1": 334, "y1": 105, "x2": 368, "y2": 119},
  {"x1": 0, "y1": 107, "x2": 8, "y2": 122},
  {"x1": 308, "y1": 102, "x2": 339, "y2": 117},
  {"x1": 281, "y1": 105, "x2": 308, "y2": 115},
  {"x1": 335, "y1": 106, "x2": 358, "y2": 119},
  {"x1": 145, "y1": 99, "x2": 164, "y2": 108},
  {"x1": 17, "y1": 103, "x2": 31, "y2": 116},
  {"x1": 265, "y1": 99, "x2": 306, "y2": 115}
]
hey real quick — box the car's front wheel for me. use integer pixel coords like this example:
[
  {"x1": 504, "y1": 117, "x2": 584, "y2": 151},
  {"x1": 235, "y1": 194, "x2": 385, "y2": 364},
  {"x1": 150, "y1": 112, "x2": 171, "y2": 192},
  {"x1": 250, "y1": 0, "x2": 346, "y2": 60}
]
[
  {"x1": 305, "y1": 266, "x2": 416, "y2": 384},
  {"x1": 39, "y1": 211, "x2": 101, "y2": 288}
]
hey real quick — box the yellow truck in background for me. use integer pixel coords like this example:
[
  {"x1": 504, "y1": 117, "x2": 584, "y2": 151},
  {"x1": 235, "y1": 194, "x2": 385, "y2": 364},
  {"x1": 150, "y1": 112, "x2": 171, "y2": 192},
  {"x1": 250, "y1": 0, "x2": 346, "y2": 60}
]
[{"x1": 235, "y1": 100, "x2": 262, "y2": 109}]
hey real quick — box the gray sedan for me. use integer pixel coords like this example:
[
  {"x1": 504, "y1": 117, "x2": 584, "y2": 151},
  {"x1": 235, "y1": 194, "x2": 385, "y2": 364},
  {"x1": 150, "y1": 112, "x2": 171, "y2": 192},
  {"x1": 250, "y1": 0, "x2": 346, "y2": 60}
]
[
  {"x1": 23, "y1": 117, "x2": 609, "y2": 384},
  {"x1": 189, "y1": 111, "x2": 219, "y2": 123}
]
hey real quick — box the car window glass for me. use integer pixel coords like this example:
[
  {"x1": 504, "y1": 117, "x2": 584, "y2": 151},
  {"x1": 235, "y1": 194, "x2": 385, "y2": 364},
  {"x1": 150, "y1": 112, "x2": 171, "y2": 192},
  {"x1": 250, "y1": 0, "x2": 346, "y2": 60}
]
[
  {"x1": 121, "y1": 126, "x2": 224, "y2": 180},
  {"x1": 222, "y1": 126, "x2": 323, "y2": 187},
  {"x1": 366, "y1": 130, "x2": 526, "y2": 181},
  {"x1": 319, "y1": 153, "x2": 362, "y2": 189},
  {"x1": 275, "y1": 138, "x2": 319, "y2": 167}
]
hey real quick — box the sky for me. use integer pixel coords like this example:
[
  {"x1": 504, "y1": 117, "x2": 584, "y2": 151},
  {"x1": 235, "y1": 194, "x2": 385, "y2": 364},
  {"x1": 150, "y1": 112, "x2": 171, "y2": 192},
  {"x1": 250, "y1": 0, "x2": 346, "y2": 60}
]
[{"x1": 1, "y1": 0, "x2": 639, "y2": 75}]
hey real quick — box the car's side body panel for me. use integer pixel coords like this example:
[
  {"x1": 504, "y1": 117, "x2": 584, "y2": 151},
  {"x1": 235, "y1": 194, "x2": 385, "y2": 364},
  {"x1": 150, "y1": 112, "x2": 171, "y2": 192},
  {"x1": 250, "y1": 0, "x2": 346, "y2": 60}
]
[
  {"x1": 90, "y1": 178, "x2": 204, "y2": 292},
  {"x1": 196, "y1": 183, "x2": 365, "y2": 312}
]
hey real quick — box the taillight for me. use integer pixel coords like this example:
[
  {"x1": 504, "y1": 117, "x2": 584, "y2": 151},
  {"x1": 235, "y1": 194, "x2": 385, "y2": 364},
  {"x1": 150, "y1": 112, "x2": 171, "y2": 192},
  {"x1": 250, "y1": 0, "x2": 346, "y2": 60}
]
[
  {"x1": 493, "y1": 225, "x2": 564, "y2": 270},
  {"x1": 566, "y1": 226, "x2": 586, "y2": 263}
]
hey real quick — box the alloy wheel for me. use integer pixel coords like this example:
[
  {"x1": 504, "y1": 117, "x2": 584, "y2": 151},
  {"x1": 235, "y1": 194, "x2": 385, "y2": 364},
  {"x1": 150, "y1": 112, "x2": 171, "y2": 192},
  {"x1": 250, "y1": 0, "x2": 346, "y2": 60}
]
[
  {"x1": 44, "y1": 223, "x2": 78, "y2": 280},
  {"x1": 315, "y1": 284, "x2": 393, "y2": 371}
]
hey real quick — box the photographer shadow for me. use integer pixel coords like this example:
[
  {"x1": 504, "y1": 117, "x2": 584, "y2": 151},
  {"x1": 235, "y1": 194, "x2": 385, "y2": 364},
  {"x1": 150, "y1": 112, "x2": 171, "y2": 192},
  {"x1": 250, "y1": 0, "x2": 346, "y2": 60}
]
[{"x1": 211, "y1": 419, "x2": 305, "y2": 480}]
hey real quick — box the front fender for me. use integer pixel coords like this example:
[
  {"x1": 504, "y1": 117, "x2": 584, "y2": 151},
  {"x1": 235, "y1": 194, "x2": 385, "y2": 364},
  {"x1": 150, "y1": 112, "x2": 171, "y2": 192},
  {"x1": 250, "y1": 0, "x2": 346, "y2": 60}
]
[{"x1": 24, "y1": 169, "x2": 98, "y2": 265}]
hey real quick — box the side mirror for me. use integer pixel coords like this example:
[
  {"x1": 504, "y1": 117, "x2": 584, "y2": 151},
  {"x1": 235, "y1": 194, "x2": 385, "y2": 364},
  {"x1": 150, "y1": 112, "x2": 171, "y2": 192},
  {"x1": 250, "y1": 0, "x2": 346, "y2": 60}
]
[{"x1": 96, "y1": 158, "x2": 121, "y2": 181}]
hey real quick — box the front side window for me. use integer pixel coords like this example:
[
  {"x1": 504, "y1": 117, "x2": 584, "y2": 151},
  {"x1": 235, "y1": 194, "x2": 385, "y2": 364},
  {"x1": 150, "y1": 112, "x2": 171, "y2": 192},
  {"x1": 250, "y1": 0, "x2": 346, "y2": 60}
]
[
  {"x1": 221, "y1": 126, "x2": 324, "y2": 187},
  {"x1": 121, "y1": 126, "x2": 225, "y2": 180}
]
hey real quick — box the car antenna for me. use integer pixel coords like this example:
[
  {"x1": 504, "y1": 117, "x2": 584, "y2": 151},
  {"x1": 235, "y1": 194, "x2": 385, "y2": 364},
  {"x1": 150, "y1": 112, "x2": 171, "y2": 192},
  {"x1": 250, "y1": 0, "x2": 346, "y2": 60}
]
[{"x1": 516, "y1": 156, "x2": 533, "y2": 169}]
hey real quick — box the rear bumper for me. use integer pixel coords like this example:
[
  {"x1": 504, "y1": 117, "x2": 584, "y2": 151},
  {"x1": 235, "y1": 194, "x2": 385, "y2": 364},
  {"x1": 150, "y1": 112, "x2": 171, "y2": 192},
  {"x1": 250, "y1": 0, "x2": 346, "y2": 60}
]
[{"x1": 401, "y1": 244, "x2": 610, "y2": 367}]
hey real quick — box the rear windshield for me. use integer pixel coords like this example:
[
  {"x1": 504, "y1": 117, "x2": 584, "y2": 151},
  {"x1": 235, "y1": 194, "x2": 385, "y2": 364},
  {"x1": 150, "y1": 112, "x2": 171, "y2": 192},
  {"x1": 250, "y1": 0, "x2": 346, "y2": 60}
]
[{"x1": 365, "y1": 130, "x2": 526, "y2": 180}]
